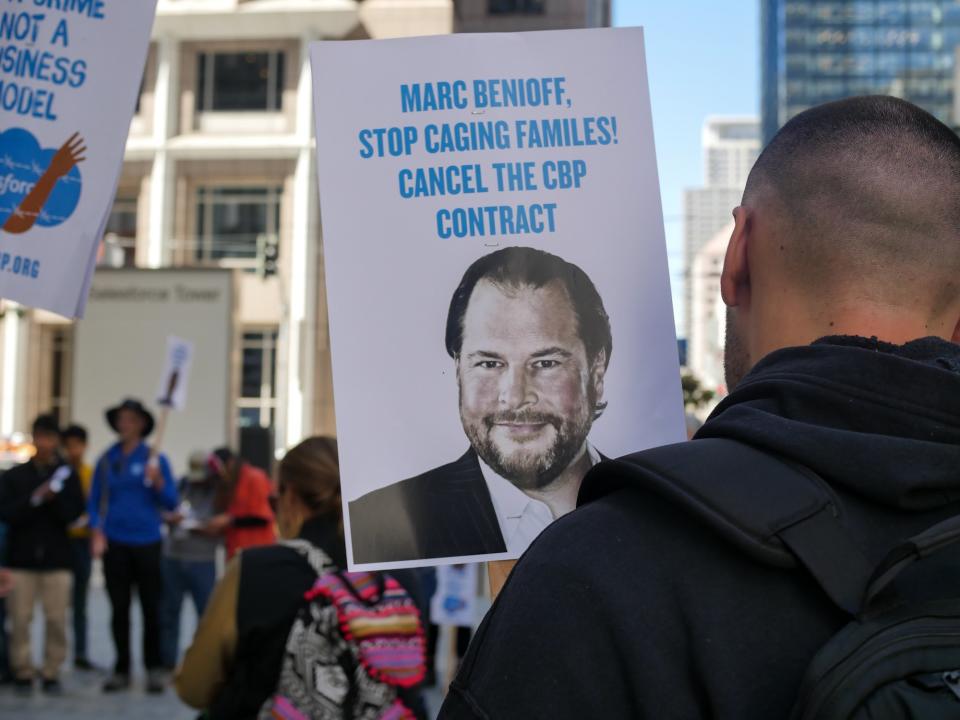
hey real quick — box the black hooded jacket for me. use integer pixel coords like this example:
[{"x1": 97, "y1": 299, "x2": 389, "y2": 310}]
[
  {"x1": 0, "y1": 458, "x2": 84, "y2": 571},
  {"x1": 439, "y1": 336, "x2": 960, "y2": 720}
]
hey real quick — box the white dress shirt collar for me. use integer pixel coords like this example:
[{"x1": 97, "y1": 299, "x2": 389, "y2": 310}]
[{"x1": 477, "y1": 444, "x2": 600, "y2": 555}]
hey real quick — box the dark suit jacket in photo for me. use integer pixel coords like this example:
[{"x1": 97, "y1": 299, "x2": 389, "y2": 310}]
[{"x1": 348, "y1": 449, "x2": 507, "y2": 564}]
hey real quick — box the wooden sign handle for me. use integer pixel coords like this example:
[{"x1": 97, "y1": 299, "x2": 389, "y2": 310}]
[
  {"x1": 146, "y1": 406, "x2": 171, "y2": 486},
  {"x1": 487, "y1": 560, "x2": 517, "y2": 601},
  {"x1": 150, "y1": 405, "x2": 171, "y2": 461}
]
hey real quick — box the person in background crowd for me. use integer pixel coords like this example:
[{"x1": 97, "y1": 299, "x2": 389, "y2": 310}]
[
  {"x1": 0, "y1": 564, "x2": 11, "y2": 670},
  {"x1": 88, "y1": 399, "x2": 178, "y2": 694},
  {"x1": 204, "y1": 447, "x2": 276, "y2": 559},
  {"x1": 175, "y1": 437, "x2": 427, "y2": 719},
  {"x1": 0, "y1": 518, "x2": 11, "y2": 684},
  {"x1": 160, "y1": 450, "x2": 221, "y2": 671},
  {"x1": 0, "y1": 414, "x2": 84, "y2": 695},
  {"x1": 61, "y1": 423, "x2": 97, "y2": 671}
]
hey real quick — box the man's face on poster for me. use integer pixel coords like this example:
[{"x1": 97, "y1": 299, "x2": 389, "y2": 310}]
[{"x1": 457, "y1": 279, "x2": 606, "y2": 491}]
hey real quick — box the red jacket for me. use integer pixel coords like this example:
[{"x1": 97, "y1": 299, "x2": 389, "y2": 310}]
[{"x1": 225, "y1": 463, "x2": 276, "y2": 559}]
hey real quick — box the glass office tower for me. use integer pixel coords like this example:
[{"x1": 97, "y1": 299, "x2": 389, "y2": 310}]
[{"x1": 762, "y1": 0, "x2": 960, "y2": 143}]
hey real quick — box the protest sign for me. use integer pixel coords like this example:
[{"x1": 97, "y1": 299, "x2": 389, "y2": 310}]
[
  {"x1": 312, "y1": 28, "x2": 685, "y2": 571},
  {"x1": 0, "y1": 0, "x2": 157, "y2": 317},
  {"x1": 148, "y1": 334, "x2": 193, "y2": 484},
  {"x1": 157, "y1": 335, "x2": 194, "y2": 412},
  {"x1": 430, "y1": 564, "x2": 479, "y2": 628}
]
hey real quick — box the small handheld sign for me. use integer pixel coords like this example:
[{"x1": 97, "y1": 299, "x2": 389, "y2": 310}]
[
  {"x1": 430, "y1": 564, "x2": 479, "y2": 628},
  {"x1": 147, "y1": 336, "x2": 194, "y2": 484},
  {"x1": 157, "y1": 337, "x2": 194, "y2": 412}
]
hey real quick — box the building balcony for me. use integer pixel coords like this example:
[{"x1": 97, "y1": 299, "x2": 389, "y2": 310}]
[{"x1": 154, "y1": 0, "x2": 361, "y2": 39}]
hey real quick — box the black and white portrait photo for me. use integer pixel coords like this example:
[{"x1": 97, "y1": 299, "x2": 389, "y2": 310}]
[{"x1": 350, "y1": 247, "x2": 611, "y2": 563}]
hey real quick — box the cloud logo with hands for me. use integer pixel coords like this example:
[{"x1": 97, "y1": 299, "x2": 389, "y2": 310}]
[{"x1": 0, "y1": 127, "x2": 84, "y2": 233}]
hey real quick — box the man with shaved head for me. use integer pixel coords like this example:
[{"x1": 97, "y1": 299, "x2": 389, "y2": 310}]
[
  {"x1": 439, "y1": 96, "x2": 960, "y2": 719},
  {"x1": 723, "y1": 96, "x2": 960, "y2": 390}
]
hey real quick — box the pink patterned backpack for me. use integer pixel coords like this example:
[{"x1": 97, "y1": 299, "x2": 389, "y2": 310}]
[{"x1": 259, "y1": 540, "x2": 426, "y2": 720}]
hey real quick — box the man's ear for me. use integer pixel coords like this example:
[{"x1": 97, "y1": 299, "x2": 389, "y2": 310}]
[
  {"x1": 590, "y1": 351, "x2": 607, "y2": 403},
  {"x1": 721, "y1": 206, "x2": 752, "y2": 308}
]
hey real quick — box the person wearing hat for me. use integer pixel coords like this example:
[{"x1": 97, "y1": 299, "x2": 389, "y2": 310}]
[
  {"x1": 88, "y1": 398, "x2": 178, "y2": 694},
  {"x1": 0, "y1": 414, "x2": 84, "y2": 695},
  {"x1": 159, "y1": 450, "x2": 221, "y2": 671}
]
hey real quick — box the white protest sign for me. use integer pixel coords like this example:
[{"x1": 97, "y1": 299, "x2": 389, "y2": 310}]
[
  {"x1": 0, "y1": 0, "x2": 157, "y2": 318},
  {"x1": 312, "y1": 28, "x2": 685, "y2": 571},
  {"x1": 430, "y1": 564, "x2": 479, "y2": 628},
  {"x1": 156, "y1": 335, "x2": 194, "y2": 412}
]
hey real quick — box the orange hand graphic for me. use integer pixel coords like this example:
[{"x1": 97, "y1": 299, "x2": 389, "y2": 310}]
[{"x1": 3, "y1": 132, "x2": 86, "y2": 235}]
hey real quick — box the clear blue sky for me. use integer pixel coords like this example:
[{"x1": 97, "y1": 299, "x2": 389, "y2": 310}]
[{"x1": 613, "y1": 1, "x2": 759, "y2": 332}]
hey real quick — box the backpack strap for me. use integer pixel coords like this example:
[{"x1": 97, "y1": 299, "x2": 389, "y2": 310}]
[
  {"x1": 583, "y1": 438, "x2": 875, "y2": 615},
  {"x1": 279, "y1": 539, "x2": 337, "y2": 577},
  {"x1": 862, "y1": 513, "x2": 960, "y2": 608}
]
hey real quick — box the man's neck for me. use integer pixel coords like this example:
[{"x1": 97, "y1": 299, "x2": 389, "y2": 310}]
[
  {"x1": 753, "y1": 297, "x2": 960, "y2": 363},
  {"x1": 33, "y1": 452, "x2": 55, "y2": 468},
  {"x1": 525, "y1": 443, "x2": 593, "y2": 519},
  {"x1": 120, "y1": 438, "x2": 140, "y2": 455}
]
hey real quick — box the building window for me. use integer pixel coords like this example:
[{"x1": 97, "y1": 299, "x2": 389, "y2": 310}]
[
  {"x1": 196, "y1": 51, "x2": 285, "y2": 112},
  {"x1": 238, "y1": 329, "x2": 278, "y2": 430},
  {"x1": 48, "y1": 328, "x2": 72, "y2": 426},
  {"x1": 488, "y1": 0, "x2": 545, "y2": 14},
  {"x1": 195, "y1": 186, "x2": 282, "y2": 266},
  {"x1": 102, "y1": 195, "x2": 138, "y2": 267}
]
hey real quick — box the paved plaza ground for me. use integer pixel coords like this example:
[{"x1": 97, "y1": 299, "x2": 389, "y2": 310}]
[{"x1": 0, "y1": 574, "x2": 445, "y2": 719}]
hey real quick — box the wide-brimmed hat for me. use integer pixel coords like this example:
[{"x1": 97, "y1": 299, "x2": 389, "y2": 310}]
[{"x1": 105, "y1": 398, "x2": 155, "y2": 438}]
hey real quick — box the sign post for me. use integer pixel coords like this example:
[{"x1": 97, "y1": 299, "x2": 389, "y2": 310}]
[{"x1": 487, "y1": 560, "x2": 516, "y2": 601}]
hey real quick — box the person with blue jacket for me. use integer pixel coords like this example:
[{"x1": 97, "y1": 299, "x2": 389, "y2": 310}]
[{"x1": 89, "y1": 398, "x2": 178, "y2": 694}]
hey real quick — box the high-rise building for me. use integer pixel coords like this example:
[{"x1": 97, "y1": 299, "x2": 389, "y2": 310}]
[
  {"x1": 453, "y1": 0, "x2": 610, "y2": 33},
  {"x1": 0, "y1": 0, "x2": 452, "y2": 458},
  {"x1": 703, "y1": 117, "x2": 762, "y2": 187},
  {"x1": 688, "y1": 221, "x2": 731, "y2": 393},
  {"x1": 762, "y1": 0, "x2": 960, "y2": 144},
  {"x1": 682, "y1": 117, "x2": 760, "y2": 342}
]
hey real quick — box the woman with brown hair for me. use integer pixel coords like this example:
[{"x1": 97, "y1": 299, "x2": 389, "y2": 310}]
[{"x1": 175, "y1": 436, "x2": 427, "y2": 719}]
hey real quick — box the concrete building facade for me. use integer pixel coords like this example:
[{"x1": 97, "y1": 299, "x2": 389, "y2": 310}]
[
  {"x1": 454, "y1": 0, "x2": 609, "y2": 33},
  {"x1": 0, "y1": 0, "x2": 452, "y2": 460},
  {"x1": 1, "y1": 0, "x2": 614, "y2": 463}
]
